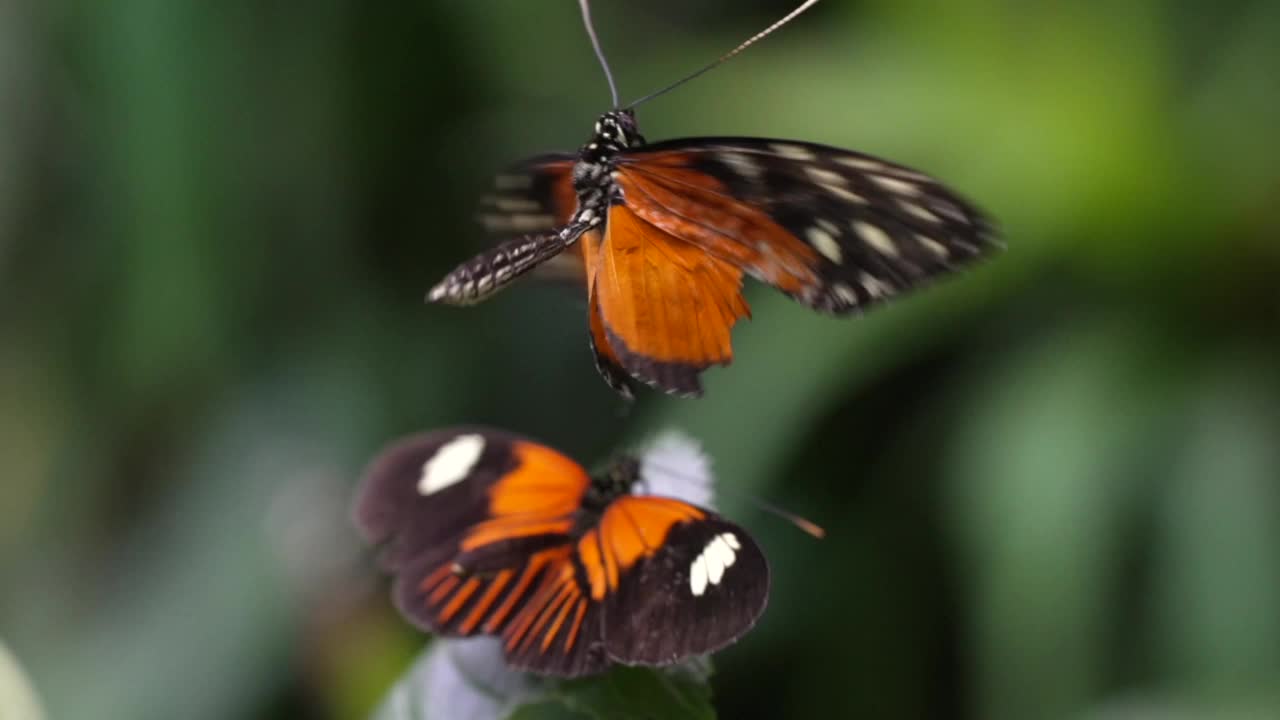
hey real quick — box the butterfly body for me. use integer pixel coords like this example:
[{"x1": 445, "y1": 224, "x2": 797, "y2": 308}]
[{"x1": 356, "y1": 428, "x2": 769, "y2": 676}]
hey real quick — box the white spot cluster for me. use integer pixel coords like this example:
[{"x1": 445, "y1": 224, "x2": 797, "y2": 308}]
[
  {"x1": 418, "y1": 434, "x2": 485, "y2": 495},
  {"x1": 689, "y1": 533, "x2": 741, "y2": 597},
  {"x1": 637, "y1": 430, "x2": 716, "y2": 509}
]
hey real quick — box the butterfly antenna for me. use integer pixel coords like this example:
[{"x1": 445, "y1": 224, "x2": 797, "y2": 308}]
[
  {"x1": 642, "y1": 457, "x2": 826, "y2": 540},
  {"x1": 624, "y1": 0, "x2": 822, "y2": 109},
  {"x1": 743, "y1": 495, "x2": 827, "y2": 539},
  {"x1": 578, "y1": 0, "x2": 620, "y2": 108}
]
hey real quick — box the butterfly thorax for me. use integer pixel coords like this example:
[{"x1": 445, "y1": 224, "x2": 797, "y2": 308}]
[
  {"x1": 571, "y1": 110, "x2": 645, "y2": 224},
  {"x1": 576, "y1": 454, "x2": 641, "y2": 523}
]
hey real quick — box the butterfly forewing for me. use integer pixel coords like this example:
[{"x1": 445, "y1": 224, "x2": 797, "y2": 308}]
[
  {"x1": 354, "y1": 429, "x2": 609, "y2": 675},
  {"x1": 356, "y1": 428, "x2": 528, "y2": 571},
  {"x1": 618, "y1": 137, "x2": 999, "y2": 314},
  {"x1": 587, "y1": 496, "x2": 770, "y2": 664}
]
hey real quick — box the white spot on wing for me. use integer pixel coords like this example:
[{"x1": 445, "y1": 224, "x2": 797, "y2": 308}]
[
  {"x1": 832, "y1": 283, "x2": 858, "y2": 305},
  {"x1": 803, "y1": 166, "x2": 846, "y2": 186},
  {"x1": 718, "y1": 150, "x2": 765, "y2": 180},
  {"x1": 859, "y1": 271, "x2": 894, "y2": 298},
  {"x1": 826, "y1": 185, "x2": 868, "y2": 204},
  {"x1": 898, "y1": 200, "x2": 940, "y2": 224},
  {"x1": 690, "y1": 532, "x2": 740, "y2": 596},
  {"x1": 836, "y1": 156, "x2": 930, "y2": 181},
  {"x1": 917, "y1": 234, "x2": 950, "y2": 259},
  {"x1": 853, "y1": 220, "x2": 899, "y2": 258},
  {"x1": 930, "y1": 200, "x2": 968, "y2": 224},
  {"x1": 690, "y1": 555, "x2": 709, "y2": 596},
  {"x1": 418, "y1": 434, "x2": 486, "y2": 495},
  {"x1": 769, "y1": 143, "x2": 816, "y2": 161},
  {"x1": 835, "y1": 156, "x2": 886, "y2": 172},
  {"x1": 807, "y1": 227, "x2": 844, "y2": 264},
  {"x1": 871, "y1": 175, "x2": 921, "y2": 196}
]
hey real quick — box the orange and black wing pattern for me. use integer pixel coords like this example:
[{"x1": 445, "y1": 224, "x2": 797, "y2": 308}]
[
  {"x1": 475, "y1": 153, "x2": 589, "y2": 287},
  {"x1": 476, "y1": 153, "x2": 577, "y2": 236},
  {"x1": 354, "y1": 428, "x2": 607, "y2": 676},
  {"x1": 616, "y1": 138, "x2": 998, "y2": 315},
  {"x1": 355, "y1": 429, "x2": 771, "y2": 675},
  {"x1": 583, "y1": 204, "x2": 752, "y2": 397},
  {"x1": 577, "y1": 495, "x2": 770, "y2": 664}
]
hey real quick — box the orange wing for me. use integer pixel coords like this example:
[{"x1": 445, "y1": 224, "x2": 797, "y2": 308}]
[
  {"x1": 357, "y1": 430, "x2": 609, "y2": 676},
  {"x1": 614, "y1": 159, "x2": 821, "y2": 295},
  {"x1": 574, "y1": 495, "x2": 706, "y2": 601},
  {"x1": 585, "y1": 204, "x2": 752, "y2": 396}
]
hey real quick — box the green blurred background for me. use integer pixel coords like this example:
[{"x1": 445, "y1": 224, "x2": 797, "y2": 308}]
[{"x1": 2, "y1": 0, "x2": 1279, "y2": 718}]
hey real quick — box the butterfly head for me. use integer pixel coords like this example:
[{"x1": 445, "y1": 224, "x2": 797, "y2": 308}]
[{"x1": 583, "y1": 109, "x2": 644, "y2": 159}]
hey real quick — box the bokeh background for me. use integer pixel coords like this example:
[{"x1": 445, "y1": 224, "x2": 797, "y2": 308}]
[{"x1": 3, "y1": 0, "x2": 1279, "y2": 718}]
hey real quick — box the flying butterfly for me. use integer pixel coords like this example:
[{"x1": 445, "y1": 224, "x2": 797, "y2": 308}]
[
  {"x1": 430, "y1": 0, "x2": 1000, "y2": 397},
  {"x1": 354, "y1": 428, "x2": 769, "y2": 676}
]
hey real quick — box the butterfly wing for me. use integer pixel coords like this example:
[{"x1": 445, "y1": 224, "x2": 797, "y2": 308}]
[
  {"x1": 354, "y1": 429, "x2": 609, "y2": 676},
  {"x1": 574, "y1": 495, "x2": 770, "y2": 665},
  {"x1": 475, "y1": 153, "x2": 589, "y2": 287},
  {"x1": 616, "y1": 137, "x2": 999, "y2": 313},
  {"x1": 476, "y1": 153, "x2": 577, "y2": 235},
  {"x1": 585, "y1": 204, "x2": 752, "y2": 397},
  {"x1": 580, "y1": 229, "x2": 638, "y2": 399}
]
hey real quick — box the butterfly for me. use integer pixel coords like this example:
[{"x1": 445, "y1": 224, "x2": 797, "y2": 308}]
[
  {"x1": 428, "y1": 1, "x2": 999, "y2": 397},
  {"x1": 354, "y1": 427, "x2": 769, "y2": 677}
]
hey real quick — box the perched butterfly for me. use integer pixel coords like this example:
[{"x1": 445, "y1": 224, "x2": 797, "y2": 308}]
[
  {"x1": 354, "y1": 428, "x2": 769, "y2": 677},
  {"x1": 429, "y1": 0, "x2": 999, "y2": 397}
]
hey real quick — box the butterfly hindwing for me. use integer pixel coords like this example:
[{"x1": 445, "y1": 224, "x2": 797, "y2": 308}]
[
  {"x1": 585, "y1": 204, "x2": 751, "y2": 397},
  {"x1": 356, "y1": 428, "x2": 529, "y2": 572},
  {"x1": 477, "y1": 153, "x2": 577, "y2": 235},
  {"x1": 618, "y1": 137, "x2": 999, "y2": 314},
  {"x1": 474, "y1": 153, "x2": 590, "y2": 288}
]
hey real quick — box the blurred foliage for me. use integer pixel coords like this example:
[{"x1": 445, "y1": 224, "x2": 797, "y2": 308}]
[
  {"x1": 2, "y1": 0, "x2": 1279, "y2": 718},
  {"x1": 0, "y1": 641, "x2": 46, "y2": 720}
]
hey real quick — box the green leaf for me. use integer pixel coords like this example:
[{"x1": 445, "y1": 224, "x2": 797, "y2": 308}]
[{"x1": 550, "y1": 664, "x2": 715, "y2": 720}]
